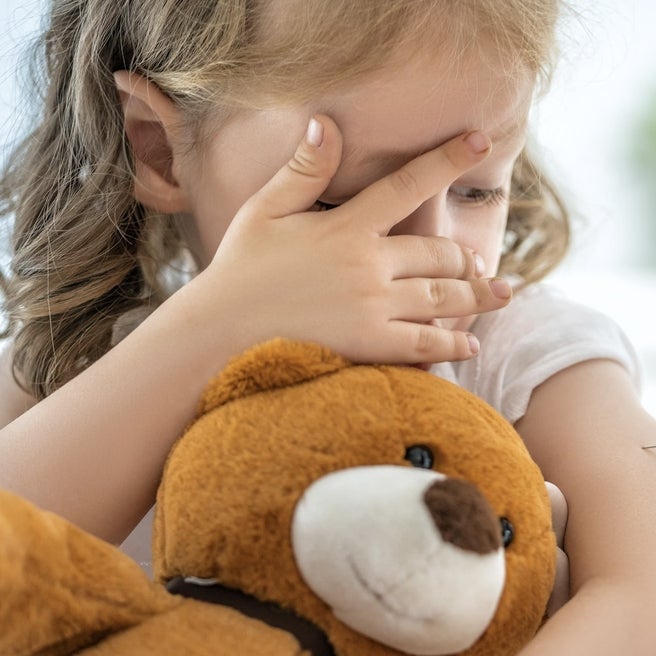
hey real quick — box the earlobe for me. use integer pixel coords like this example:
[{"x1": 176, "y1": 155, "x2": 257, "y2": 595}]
[{"x1": 113, "y1": 70, "x2": 191, "y2": 213}]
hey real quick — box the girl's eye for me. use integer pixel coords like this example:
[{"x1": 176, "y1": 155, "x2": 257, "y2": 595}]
[
  {"x1": 312, "y1": 200, "x2": 341, "y2": 212},
  {"x1": 448, "y1": 185, "x2": 508, "y2": 207}
]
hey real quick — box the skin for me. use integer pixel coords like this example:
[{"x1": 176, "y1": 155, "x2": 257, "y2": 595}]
[
  {"x1": 0, "y1": 50, "x2": 520, "y2": 540},
  {"x1": 515, "y1": 361, "x2": 656, "y2": 655},
  {"x1": 115, "y1": 55, "x2": 656, "y2": 654},
  {"x1": 0, "y1": 38, "x2": 655, "y2": 656},
  {"x1": 178, "y1": 61, "x2": 529, "y2": 335}
]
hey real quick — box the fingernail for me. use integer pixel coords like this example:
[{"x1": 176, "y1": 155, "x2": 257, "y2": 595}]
[
  {"x1": 489, "y1": 277, "x2": 512, "y2": 299},
  {"x1": 306, "y1": 117, "x2": 324, "y2": 147},
  {"x1": 474, "y1": 252, "x2": 486, "y2": 277},
  {"x1": 467, "y1": 333, "x2": 480, "y2": 354},
  {"x1": 465, "y1": 131, "x2": 491, "y2": 154}
]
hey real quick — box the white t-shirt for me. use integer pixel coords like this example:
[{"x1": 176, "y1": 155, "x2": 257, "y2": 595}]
[
  {"x1": 120, "y1": 283, "x2": 642, "y2": 573},
  {"x1": 431, "y1": 283, "x2": 641, "y2": 424}
]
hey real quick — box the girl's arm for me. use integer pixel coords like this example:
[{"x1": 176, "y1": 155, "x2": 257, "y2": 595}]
[
  {"x1": 0, "y1": 278, "x2": 270, "y2": 544},
  {"x1": 0, "y1": 118, "x2": 510, "y2": 545},
  {"x1": 0, "y1": 345, "x2": 36, "y2": 426},
  {"x1": 515, "y1": 358, "x2": 656, "y2": 654}
]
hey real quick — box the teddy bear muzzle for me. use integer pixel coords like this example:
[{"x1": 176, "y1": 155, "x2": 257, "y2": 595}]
[{"x1": 291, "y1": 465, "x2": 506, "y2": 655}]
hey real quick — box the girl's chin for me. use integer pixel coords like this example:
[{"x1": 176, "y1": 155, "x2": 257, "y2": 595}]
[{"x1": 409, "y1": 362, "x2": 432, "y2": 371}]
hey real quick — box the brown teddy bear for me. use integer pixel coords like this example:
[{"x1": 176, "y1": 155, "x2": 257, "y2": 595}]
[{"x1": 0, "y1": 338, "x2": 556, "y2": 656}]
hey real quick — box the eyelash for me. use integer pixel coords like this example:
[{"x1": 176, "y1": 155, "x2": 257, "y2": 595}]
[
  {"x1": 312, "y1": 187, "x2": 508, "y2": 212},
  {"x1": 448, "y1": 186, "x2": 508, "y2": 207},
  {"x1": 312, "y1": 200, "x2": 340, "y2": 212}
]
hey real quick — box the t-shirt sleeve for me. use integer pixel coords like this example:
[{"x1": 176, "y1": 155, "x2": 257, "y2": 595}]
[{"x1": 465, "y1": 284, "x2": 642, "y2": 424}]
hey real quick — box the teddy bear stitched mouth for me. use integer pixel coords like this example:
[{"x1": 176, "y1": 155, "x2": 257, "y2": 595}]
[
  {"x1": 292, "y1": 464, "x2": 509, "y2": 654},
  {"x1": 345, "y1": 552, "x2": 446, "y2": 622}
]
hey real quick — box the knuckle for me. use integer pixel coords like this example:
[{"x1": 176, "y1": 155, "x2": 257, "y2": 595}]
[
  {"x1": 470, "y1": 281, "x2": 486, "y2": 308},
  {"x1": 415, "y1": 324, "x2": 435, "y2": 356},
  {"x1": 425, "y1": 237, "x2": 470, "y2": 279},
  {"x1": 427, "y1": 278, "x2": 443, "y2": 308},
  {"x1": 422, "y1": 237, "x2": 447, "y2": 272},
  {"x1": 388, "y1": 166, "x2": 421, "y2": 199},
  {"x1": 286, "y1": 145, "x2": 326, "y2": 180}
]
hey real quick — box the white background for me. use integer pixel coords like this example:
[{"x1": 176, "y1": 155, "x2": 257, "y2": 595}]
[
  {"x1": 1, "y1": 0, "x2": 655, "y2": 414},
  {"x1": 531, "y1": 1, "x2": 656, "y2": 415}
]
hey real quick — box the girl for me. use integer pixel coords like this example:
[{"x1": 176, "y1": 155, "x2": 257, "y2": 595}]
[{"x1": 1, "y1": 0, "x2": 655, "y2": 653}]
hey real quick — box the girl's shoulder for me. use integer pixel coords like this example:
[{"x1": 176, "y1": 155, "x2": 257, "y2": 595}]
[
  {"x1": 476, "y1": 283, "x2": 638, "y2": 352},
  {"x1": 0, "y1": 340, "x2": 37, "y2": 428},
  {"x1": 457, "y1": 283, "x2": 642, "y2": 424}
]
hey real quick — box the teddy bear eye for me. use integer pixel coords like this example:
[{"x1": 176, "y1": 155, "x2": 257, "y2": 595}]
[
  {"x1": 500, "y1": 517, "x2": 514, "y2": 548},
  {"x1": 404, "y1": 444, "x2": 434, "y2": 469}
]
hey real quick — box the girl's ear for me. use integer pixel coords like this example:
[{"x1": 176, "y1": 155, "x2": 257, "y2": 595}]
[{"x1": 113, "y1": 70, "x2": 191, "y2": 213}]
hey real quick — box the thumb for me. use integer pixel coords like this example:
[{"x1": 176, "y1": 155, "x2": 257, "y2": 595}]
[{"x1": 247, "y1": 114, "x2": 343, "y2": 219}]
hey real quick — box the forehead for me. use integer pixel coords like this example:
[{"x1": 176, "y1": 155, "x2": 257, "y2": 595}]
[{"x1": 317, "y1": 55, "x2": 534, "y2": 174}]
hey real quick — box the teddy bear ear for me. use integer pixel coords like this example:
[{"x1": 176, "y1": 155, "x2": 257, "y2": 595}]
[{"x1": 197, "y1": 338, "x2": 352, "y2": 414}]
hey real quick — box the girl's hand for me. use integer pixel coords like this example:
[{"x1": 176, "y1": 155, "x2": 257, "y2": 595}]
[
  {"x1": 546, "y1": 481, "x2": 570, "y2": 617},
  {"x1": 204, "y1": 114, "x2": 511, "y2": 365}
]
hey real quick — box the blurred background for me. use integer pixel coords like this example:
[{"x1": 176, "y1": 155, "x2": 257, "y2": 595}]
[
  {"x1": 530, "y1": 0, "x2": 656, "y2": 415},
  {"x1": 0, "y1": 0, "x2": 654, "y2": 414}
]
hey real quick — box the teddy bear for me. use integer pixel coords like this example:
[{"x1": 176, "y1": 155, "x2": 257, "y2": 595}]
[{"x1": 0, "y1": 338, "x2": 556, "y2": 656}]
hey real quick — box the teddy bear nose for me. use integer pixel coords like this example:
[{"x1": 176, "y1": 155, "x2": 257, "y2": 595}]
[{"x1": 423, "y1": 478, "x2": 502, "y2": 554}]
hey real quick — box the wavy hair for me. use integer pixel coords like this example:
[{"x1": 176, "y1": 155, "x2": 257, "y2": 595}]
[{"x1": 0, "y1": 0, "x2": 567, "y2": 399}]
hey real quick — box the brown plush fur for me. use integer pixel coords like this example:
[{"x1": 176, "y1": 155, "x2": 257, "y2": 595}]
[
  {"x1": 156, "y1": 339, "x2": 556, "y2": 655},
  {"x1": 0, "y1": 338, "x2": 555, "y2": 655}
]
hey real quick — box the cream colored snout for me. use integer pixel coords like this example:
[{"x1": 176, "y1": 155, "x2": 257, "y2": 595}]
[{"x1": 291, "y1": 466, "x2": 505, "y2": 655}]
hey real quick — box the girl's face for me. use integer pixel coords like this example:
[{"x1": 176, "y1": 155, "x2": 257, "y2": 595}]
[{"x1": 181, "y1": 51, "x2": 533, "y2": 327}]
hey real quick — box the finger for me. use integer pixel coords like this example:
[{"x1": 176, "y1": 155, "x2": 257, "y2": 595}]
[
  {"x1": 340, "y1": 130, "x2": 491, "y2": 235},
  {"x1": 546, "y1": 548, "x2": 570, "y2": 617},
  {"x1": 245, "y1": 114, "x2": 343, "y2": 219},
  {"x1": 383, "y1": 321, "x2": 480, "y2": 363},
  {"x1": 546, "y1": 481, "x2": 568, "y2": 548},
  {"x1": 388, "y1": 277, "x2": 512, "y2": 322},
  {"x1": 384, "y1": 234, "x2": 486, "y2": 280}
]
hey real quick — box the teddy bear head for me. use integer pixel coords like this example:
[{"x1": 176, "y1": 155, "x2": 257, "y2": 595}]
[{"x1": 153, "y1": 339, "x2": 556, "y2": 656}]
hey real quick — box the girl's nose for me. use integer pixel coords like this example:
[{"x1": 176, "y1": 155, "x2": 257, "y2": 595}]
[{"x1": 389, "y1": 195, "x2": 450, "y2": 238}]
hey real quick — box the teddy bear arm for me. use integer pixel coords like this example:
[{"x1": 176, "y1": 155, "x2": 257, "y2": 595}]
[
  {"x1": 77, "y1": 599, "x2": 313, "y2": 656},
  {"x1": 0, "y1": 490, "x2": 178, "y2": 655}
]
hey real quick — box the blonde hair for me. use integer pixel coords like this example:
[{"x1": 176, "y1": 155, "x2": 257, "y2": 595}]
[{"x1": 1, "y1": 0, "x2": 568, "y2": 400}]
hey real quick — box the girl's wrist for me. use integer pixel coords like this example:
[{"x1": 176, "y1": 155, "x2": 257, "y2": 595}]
[{"x1": 165, "y1": 270, "x2": 262, "y2": 376}]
